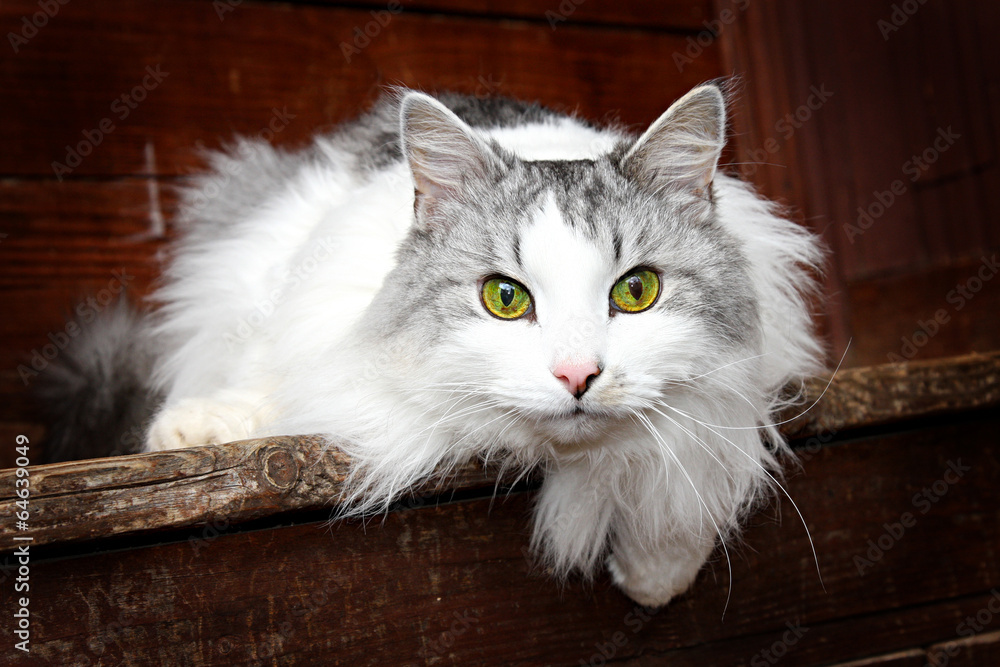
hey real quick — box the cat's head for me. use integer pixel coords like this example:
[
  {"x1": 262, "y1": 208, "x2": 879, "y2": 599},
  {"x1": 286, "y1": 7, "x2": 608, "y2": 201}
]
[{"x1": 361, "y1": 85, "x2": 761, "y2": 448}]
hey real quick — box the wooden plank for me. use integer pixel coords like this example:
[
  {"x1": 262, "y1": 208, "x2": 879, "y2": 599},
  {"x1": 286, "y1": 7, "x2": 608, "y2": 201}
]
[
  {"x1": 3, "y1": 414, "x2": 997, "y2": 665},
  {"x1": 0, "y1": 435, "x2": 497, "y2": 549},
  {"x1": 929, "y1": 630, "x2": 1000, "y2": 667},
  {"x1": 718, "y1": 0, "x2": 1000, "y2": 367},
  {"x1": 0, "y1": 179, "x2": 172, "y2": 377},
  {"x1": 318, "y1": 0, "x2": 716, "y2": 30},
  {"x1": 822, "y1": 651, "x2": 928, "y2": 667},
  {"x1": 777, "y1": 350, "x2": 1000, "y2": 438},
  {"x1": 914, "y1": 174, "x2": 991, "y2": 267},
  {"x1": 0, "y1": 351, "x2": 997, "y2": 551},
  {"x1": 624, "y1": 594, "x2": 998, "y2": 666},
  {"x1": 0, "y1": 0, "x2": 720, "y2": 177},
  {"x1": 844, "y1": 259, "x2": 1000, "y2": 368},
  {"x1": 716, "y1": 0, "x2": 856, "y2": 362}
]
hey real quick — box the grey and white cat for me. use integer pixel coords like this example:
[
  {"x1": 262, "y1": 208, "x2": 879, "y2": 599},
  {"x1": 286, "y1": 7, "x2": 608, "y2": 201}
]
[{"x1": 46, "y1": 83, "x2": 824, "y2": 607}]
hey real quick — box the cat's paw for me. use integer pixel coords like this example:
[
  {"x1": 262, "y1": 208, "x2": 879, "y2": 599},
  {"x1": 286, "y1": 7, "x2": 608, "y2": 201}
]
[
  {"x1": 606, "y1": 546, "x2": 708, "y2": 608},
  {"x1": 145, "y1": 398, "x2": 254, "y2": 451}
]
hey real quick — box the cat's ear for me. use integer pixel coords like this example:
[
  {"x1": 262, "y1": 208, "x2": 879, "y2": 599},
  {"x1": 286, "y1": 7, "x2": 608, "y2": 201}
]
[
  {"x1": 400, "y1": 92, "x2": 504, "y2": 224},
  {"x1": 620, "y1": 84, "x2": 726, "y2": 197}
]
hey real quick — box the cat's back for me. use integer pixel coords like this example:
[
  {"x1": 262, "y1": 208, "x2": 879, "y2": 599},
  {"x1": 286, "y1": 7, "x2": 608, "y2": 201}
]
[{"x1": 329, "y1": 90, "x2": 622, "y2": 170}]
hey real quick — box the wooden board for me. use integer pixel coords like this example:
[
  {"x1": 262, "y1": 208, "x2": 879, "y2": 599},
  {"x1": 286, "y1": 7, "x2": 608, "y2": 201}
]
[
  {"x1": 717, "y1": 0, "x2": 1000, "y2": 365},
  {"x1": 845, "y1": 258, "x2": 1000, "y2": 367},
  {"x1": 2, "y1": 410, "x2": 997, "y2": 665},
  {"x1": 0, "y1": 0, "x2": 720, "y2": 177},
  {"x1": 325, "y1": 0, "x2": 716, "y2": 29}
]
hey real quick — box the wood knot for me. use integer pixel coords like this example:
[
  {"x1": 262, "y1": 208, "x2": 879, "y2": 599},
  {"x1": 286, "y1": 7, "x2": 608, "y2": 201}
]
[{"x1": 261, "y1": 447, "x2": 298, "y2": 491}]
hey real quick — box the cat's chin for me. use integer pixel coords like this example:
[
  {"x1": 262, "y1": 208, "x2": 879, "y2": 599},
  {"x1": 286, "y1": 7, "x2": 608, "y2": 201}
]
[{"x1": 529, "y1": 406, "x2": 620, "y2": 449}]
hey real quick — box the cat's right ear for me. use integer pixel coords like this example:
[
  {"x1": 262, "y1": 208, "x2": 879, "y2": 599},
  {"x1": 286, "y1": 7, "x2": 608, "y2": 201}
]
[
  {"x1": 400, "y1": 93, "x2": 505, "y2": 227},
  {"x1": 619, "y1": 84, "x2": 726, "y2": 198}
]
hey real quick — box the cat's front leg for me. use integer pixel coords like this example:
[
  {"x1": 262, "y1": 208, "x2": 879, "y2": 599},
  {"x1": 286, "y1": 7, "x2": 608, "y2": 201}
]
[
  {"x1": 145, "y1": 391, "x2": 269, "y2": 451},
  {"x1": 606, "y1": 528, "x2": 717, "y2": 608}
]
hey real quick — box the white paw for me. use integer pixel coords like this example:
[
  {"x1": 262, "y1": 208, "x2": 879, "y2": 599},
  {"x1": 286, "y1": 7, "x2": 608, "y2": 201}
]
[
  {"x1": 145, "y1": 398, "x2": 255, "y2": 451},
  {"x1": 607, "y1": 542, "x2": 712, "y2": 607}
]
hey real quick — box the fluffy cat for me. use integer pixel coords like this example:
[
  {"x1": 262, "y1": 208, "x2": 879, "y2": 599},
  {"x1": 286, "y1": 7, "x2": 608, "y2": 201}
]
[{"x1": 44, "y1": 83, "x2": 824, "y2": 607}]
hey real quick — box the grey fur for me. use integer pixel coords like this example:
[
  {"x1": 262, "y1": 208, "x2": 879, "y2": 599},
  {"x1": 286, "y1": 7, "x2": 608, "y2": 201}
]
[
  {"x1": 37, "y1": 299, "x2": 161, "y2": 463},
  {"x1": 360, "y1": 112, "x2": 757, "y2": 360}
]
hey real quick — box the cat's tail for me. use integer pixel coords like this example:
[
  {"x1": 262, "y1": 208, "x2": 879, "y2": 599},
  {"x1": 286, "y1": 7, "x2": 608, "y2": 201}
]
[{"x1": 35, "y1": 298, "x2": 163, "y2": 463}]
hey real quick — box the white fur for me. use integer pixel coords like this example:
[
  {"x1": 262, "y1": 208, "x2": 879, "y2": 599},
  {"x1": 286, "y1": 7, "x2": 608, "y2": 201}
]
[{"x1": 145, "y1": 88, "x2": 824, "y2": 607}]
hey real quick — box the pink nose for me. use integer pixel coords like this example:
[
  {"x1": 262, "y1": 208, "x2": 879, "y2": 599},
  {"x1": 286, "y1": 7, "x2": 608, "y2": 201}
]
[{"x1": 553, "y1": 361, "x2": 601, "y2": 398}]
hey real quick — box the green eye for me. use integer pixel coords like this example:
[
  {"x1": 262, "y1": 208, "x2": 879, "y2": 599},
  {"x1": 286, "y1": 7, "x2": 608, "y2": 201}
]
[
  {"x1": 611, "y1": 269, "x2": 660, "y2": 313},
  {"x1": 481, "y1": 276, "x2": 532, "y2": 320}
]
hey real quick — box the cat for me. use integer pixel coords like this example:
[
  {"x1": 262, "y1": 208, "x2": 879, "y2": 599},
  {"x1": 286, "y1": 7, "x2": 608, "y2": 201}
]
[{"x1": 42, "y1": 82, "x2": 825, "y2": 607}]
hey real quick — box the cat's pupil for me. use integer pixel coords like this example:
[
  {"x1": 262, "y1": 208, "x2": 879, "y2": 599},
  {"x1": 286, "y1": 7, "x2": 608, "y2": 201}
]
[
  {"x1": 627, "y1": 276, "x2": 643, "y2": 301},
  {"x1": 500, "y1": 283, "x2": 515, "y2": 307}
]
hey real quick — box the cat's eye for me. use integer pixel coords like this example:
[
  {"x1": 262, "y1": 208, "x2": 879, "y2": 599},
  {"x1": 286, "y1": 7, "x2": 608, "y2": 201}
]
[
  {"x1": 481, "y1": 276, "x2": 532, "y2": 320},
  {"x1": 610, "y1": 268, "x2": 660, "y2": 313}
]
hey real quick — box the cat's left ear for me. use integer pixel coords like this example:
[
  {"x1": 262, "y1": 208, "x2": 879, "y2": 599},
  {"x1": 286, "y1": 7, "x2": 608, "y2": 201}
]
[
  {"x1": 400, "y1": 92, "x2": 505, "y2": 225},
  {"x1": 620, "y1": 84, "x2": 726, "y2": 198}
]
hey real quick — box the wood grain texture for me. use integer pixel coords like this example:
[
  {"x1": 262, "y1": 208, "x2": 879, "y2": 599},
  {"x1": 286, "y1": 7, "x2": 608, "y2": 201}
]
[
  {"x1": 779, "y1": 350, "x2": 1000, "y2": 439},
  {"x1": 626, "y1": 596, "x2": 999, "y2": 666},
  {"x1": 0, "y1": 179, "x2": 173, "y2": 383},
  {"x1": 716, "y1": 0, "x2": 1000, "y2": 366},
  {"x1": 1, "y1": 351, "x2": 997, "y2": 551},
  {"x1": 322, "y1": 0, "x2": 716, "y2": 29},
  {"x1": 844, "y1": 257, "x2": 1000, "y2": 367},
  {"x1": 2, "y1": 413, "x2": 997, "y2": 665},
  {"x1": 0, "y1": 0, "x2": 720, "y2": 177}
]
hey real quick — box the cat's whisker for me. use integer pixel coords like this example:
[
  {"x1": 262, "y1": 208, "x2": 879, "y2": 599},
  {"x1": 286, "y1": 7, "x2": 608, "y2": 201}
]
[
  {"x1": 414, "y1": 395, "x2": 504, "y2": 446},
  {"x1": 444, "y1": 404, "x2": 519, "y2": 453},
  {"x1": 699, "y1": 376, "x2": 766, "y2": 419},
  {"x1": 658, "y1": 341, "x2": 850, "y2": 432},
  {"x1": 656, "y1": 401, "x2": 825, "y2": 590},
  {"x1": 682, "y1": 352, "x2": 771, "y2": 382},
  {"x1": 483, "y1": 412, "x2": 532, "y2": 511},
  {"x1": 640, "y1": 402, "x2": 737, "y2": 485},
  {"x1": 631, "y1": 409, "x2": 734, "y2": 617}
]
